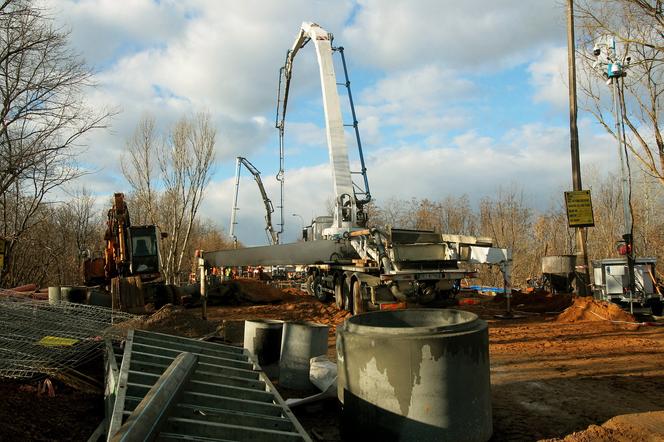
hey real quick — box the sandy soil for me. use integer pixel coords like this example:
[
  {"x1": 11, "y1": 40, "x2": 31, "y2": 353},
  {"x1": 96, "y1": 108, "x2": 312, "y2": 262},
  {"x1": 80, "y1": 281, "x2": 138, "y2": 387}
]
[{"x1": 3, "y1": 284, "x2": 664, "y2": 441}]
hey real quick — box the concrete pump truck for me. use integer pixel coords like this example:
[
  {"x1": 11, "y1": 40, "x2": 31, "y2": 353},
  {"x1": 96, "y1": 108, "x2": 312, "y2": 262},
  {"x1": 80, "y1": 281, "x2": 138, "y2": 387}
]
[{"x1": 201, "y1": 22, "x2": 512, "y2": 314}]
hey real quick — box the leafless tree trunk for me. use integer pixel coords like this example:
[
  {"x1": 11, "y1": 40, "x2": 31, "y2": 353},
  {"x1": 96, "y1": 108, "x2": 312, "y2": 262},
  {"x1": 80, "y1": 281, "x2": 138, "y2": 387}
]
[{"x1": 123, "y1": 113, "x2": 216, "y2": 284}]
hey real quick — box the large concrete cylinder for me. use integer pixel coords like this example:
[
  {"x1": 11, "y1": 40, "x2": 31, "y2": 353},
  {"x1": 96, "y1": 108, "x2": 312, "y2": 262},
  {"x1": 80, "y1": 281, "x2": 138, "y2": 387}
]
[
  {"x1": 48, "y1": 287, "x2": 61, "y2": 304},
  {"x1": 337, "y1": 309, "x2": 492, "y2": 441},
  {"x1": 279, "y1": 321, "x2": 329, "y2": 389},
  {"x1": 541, "y1": 255, "x2": 576, "y2": 275},
  {"x1": 243, "y1": 319, "x2": 283, "y2": 377}
]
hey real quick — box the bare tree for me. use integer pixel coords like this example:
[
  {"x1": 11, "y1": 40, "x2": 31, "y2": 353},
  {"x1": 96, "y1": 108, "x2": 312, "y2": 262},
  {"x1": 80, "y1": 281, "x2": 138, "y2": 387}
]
[
  {"x1": 1, "y1": 188, "x2": 102, "y2": 287},
  {"x1": 122, "y1": 116, "x2": 159, "y2": 226},
  {"x1": 0, "y1": 1, "x2": 111, "y2": 285},
  {"x1": 123, "y1": 113, "x2": 216, "y2": 284},
  {"x1": 479, "y1": 187, "x2": 535, "y2": 285},
  {"x1": 0, "y1": 0, "x2": 112, "y2": 197},
  {"x1": 576, "y1": 0, "x2": 664, "y2": 184}
]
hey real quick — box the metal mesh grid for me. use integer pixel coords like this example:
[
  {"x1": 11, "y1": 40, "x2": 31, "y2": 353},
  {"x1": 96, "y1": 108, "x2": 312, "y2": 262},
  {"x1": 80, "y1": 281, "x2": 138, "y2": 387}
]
[{"x1": 0, "y1": 290, "x2": 136, "y2": 379}]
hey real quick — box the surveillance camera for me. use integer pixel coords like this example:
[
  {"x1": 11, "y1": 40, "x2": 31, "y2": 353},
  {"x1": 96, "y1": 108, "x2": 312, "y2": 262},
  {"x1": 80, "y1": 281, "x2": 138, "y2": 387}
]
[{"x1": 593, "y1": 46, "x2": 601, "y2": 56}]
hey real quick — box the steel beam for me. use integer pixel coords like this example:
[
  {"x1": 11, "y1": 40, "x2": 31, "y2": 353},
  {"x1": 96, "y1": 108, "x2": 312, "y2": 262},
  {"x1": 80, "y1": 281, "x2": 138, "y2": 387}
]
[
  {"x1": 111, "y1": 352, "x2": 198, "y2": 442},
  {"x1": 202, "y1": 239, "x2": 358, "y2": 267}
]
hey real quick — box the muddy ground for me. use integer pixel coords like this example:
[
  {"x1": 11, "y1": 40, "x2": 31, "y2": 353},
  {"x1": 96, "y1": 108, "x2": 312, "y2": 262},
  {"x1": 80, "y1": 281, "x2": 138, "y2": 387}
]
[{"x1": 2, "y1": 286, "x2": 664, "y2": 441}]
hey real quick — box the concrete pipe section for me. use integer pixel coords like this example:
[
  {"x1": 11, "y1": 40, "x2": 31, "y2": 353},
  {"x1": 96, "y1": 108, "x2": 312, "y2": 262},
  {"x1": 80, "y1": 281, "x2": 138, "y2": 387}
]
[
  {"x1": 337, "y1": 309, "x2": 492, "y2": 441},
  {"x1": 243, "y1": 319, "x2": 284, "y2": 378},
  {"x1": 279, "y1": 321, "x2": 330, "y2": 390},
  {"x1": 48, "y1": 287, "x2": 61, "y2": 304}
]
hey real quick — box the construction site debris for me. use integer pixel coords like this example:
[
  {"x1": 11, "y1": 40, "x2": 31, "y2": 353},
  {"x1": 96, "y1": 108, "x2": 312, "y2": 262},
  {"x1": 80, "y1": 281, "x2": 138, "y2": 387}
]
[
  {"x1": 555, "y1": 297, "x2": 636, "y2": 323},
  {"x1": 113, "y1": 303, "x2": 218, "y2": 338},
  {"x1": 231, "y1": 278, "x2": 285, "y2": 302},
  {"x1": 2, "y1": 284, "x2": 664, "y2": 441},
  {"x1": 10, "y1": 283, "x2": 37, "y2": 293}
]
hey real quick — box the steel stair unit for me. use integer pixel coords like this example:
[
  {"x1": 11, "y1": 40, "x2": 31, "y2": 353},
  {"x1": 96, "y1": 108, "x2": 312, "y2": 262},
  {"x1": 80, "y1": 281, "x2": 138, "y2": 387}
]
[{"x1": 105, "y1": 329, "x2": 311, "y2": 441}]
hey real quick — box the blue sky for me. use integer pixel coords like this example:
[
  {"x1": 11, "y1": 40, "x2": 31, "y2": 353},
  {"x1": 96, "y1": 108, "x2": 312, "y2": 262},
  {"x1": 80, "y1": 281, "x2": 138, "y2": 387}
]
[{"x1": 45, "y1": 0, "x2": 620, "y2": 245}]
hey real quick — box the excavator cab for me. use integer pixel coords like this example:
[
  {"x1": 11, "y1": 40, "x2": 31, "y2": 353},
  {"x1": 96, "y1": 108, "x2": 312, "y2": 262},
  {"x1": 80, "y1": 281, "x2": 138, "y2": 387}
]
[{"x1": 129, "y1": 225, "x2": 161, "y2": 277}]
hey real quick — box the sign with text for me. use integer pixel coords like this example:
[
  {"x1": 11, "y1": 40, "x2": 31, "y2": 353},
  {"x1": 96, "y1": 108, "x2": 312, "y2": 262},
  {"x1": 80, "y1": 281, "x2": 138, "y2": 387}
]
[{"x1": 564, "y1": 190, "x2": 595, "y2": 228}]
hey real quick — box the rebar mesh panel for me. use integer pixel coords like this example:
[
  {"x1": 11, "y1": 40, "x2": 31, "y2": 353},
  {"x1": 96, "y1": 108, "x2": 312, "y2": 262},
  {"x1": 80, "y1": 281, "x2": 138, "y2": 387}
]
[{"x1": 0, "y1": 291, "x2": 136, "y2": 379}]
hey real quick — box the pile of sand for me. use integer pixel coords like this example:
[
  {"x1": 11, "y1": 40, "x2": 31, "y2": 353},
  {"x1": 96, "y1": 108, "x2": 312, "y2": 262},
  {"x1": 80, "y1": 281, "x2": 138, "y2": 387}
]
[
  {"x1": 230, "y1": 278, "x2": 284, "y2": 303},
  {"x1": 113, "y1": 303, "x2": 217, "y2": 338},
  {"x1": 543, "y1": 410, "x2": 664, "y2": 441},
  {"x1": 556, "y1": 297, "x2": 635, "y2": 323}
]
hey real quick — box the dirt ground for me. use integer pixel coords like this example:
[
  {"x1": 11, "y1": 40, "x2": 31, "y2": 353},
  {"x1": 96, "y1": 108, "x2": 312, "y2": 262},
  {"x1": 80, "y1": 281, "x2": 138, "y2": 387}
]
[{"x1": 3, "y1": 284, "x2": 664, "y2": 441}]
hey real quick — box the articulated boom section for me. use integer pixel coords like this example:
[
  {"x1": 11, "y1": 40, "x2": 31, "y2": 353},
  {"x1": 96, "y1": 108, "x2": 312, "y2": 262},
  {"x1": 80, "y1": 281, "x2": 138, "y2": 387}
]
[
  {"x1": 229, "y1": 157, "x2": 279, "y2": 247},
  {"x1": 279, "y1": 22, "x2": 363, "y2": 237}
]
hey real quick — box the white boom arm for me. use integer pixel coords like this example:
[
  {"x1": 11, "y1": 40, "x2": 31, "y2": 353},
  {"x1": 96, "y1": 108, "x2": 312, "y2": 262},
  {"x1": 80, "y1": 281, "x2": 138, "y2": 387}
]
[{"x1": 283, "y1": 22, "x2": 358, "y2": 236}]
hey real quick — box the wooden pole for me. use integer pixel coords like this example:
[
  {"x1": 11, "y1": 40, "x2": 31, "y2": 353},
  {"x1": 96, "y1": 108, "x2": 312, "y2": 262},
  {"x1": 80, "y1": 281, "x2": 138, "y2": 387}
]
[{"x1": 567, "y1": 0, "x2": 591, "y2": 295}]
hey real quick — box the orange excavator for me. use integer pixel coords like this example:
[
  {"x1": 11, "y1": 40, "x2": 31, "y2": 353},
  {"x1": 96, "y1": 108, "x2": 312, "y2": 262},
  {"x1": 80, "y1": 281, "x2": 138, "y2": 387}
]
[{"x1": 83, "y1": 193, "x2": 163, "y2": 286}]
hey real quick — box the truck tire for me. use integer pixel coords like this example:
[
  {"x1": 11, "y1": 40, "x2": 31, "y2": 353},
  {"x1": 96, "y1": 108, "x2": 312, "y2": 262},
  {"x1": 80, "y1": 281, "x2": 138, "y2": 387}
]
[
  {"x1": 651, "y1": 299, "x2": 663, "y2": 316},
  {"x1": 334, "y1": 277, "x2": 345, "y2": 309},
  {"x1": 352, "y1": 280, "x2": 366, "y2": 315},
  {"x1": 307, "y1": 273, "x2": 327, "y2": 302},
  {"x1": 305, "y1": 275, "x2": 315, "y2": 297}
]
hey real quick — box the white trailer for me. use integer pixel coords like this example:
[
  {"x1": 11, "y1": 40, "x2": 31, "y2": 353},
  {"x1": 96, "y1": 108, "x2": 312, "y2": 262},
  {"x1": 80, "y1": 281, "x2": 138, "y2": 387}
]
[{"x1": 593, "y1": 257, "x2": 662, "y2": 315}]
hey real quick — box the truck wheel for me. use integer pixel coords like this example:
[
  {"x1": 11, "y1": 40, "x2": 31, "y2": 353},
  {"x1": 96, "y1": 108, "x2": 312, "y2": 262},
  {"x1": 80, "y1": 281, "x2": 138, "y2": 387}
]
[
  {"x1": 305, "y1": 275, "x2": 315, "y2": 297},
  {"x1": 334, "y1": 278, "x2": 345, "y2": 309},
  {"x1": 313, "y1": 278, "x2": 328, "y2": 302},
  {"x1": 352, "y1": 280, "x2": 366, "y2": 315},
  {"x1": 651, "y1": 299, "x2": 663, "y2": 316}
]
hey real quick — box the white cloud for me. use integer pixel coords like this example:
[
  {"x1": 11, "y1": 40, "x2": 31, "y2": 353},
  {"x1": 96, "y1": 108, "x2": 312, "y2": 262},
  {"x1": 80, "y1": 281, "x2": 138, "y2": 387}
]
[
  {"x1": 342, "y1": 0, "x2": 565, "y2": 71},
  {"x1": 528, "y1": 46, "x2": 569, "y2": 109},
  {"x1": 356, "y1": 65, "x2": 474, "y2": 142}
]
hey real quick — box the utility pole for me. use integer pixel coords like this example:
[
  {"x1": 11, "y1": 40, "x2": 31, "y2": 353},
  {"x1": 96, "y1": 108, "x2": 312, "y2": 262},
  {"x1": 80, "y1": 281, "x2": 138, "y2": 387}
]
[{"x1": 567, "y1": 0, "x2": 591, "y2": 295}]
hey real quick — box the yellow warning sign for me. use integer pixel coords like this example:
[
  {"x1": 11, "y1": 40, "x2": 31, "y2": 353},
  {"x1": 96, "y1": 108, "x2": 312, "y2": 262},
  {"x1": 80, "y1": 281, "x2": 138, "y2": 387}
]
[
  {"x1": 38, "y1": 336, "x2": 79, "y2": 347},
  {"x1": 565, "y1": 190, "x2": 595, "y2": 227}
]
